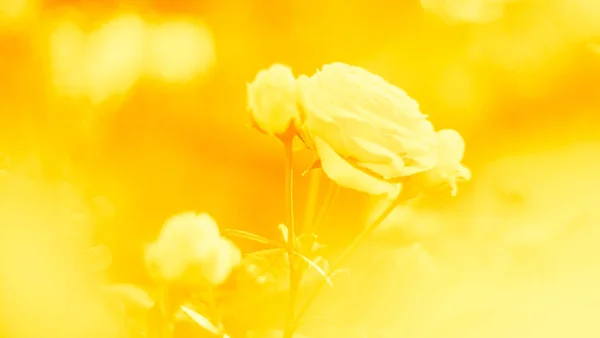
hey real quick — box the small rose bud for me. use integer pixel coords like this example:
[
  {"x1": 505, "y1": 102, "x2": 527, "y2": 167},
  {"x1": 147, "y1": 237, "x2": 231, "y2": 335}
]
[
  {"x1": 247, "y1": 64, "x2": 301, "y2": 140},
  {"x1": 144, "y1": 212, "x2": 241, "y2": 287}
]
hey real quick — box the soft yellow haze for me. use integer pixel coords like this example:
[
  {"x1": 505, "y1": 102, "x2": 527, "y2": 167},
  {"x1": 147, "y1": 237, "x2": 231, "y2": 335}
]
[
  {"x1": 0, "y1": 0, "x2": 599, "y2": 337},
  {"x1": 49, "y1": 13, "x2": 215, "y2": 103},
  {"x1": 145, "y1": 20, "x2": 215, "y2": 83},
  {"x1": 0, "y1": 0, "x2": 32, "y2": 22}
]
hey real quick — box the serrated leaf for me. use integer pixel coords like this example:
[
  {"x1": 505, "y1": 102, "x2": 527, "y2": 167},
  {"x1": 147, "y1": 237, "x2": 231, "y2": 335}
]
[{"x1": 180, "y1": 305, "x2": 228, "y2": 337}]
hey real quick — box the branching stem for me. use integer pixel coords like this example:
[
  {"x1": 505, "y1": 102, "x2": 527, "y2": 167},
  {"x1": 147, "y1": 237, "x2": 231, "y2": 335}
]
[
  {"x1": 283, "y1": 142, "x2": 299, "y2": 338},
  {"x1": 291, "y1": 197, "x2": 402, "y2": 330}
]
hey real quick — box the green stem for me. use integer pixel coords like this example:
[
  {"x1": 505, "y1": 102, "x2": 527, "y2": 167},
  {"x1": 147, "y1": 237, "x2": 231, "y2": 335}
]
[
  {"x1": 153, "y1": 285, "x2": 173, "y2": 338},
  {"x1": 311, "y1": 177, "x2": 339, "y2": 235},
  {"x1": 283, "y1": 142, "x2": 299, "y2": 338},
  {"x1": 284, "y1": 143, "x2": 296, "y2": 242},
  {"x1": 205, "y1": 288, "x2": 225, "y2": 337},
  {"x1": 294, "y1": 174, "x2": 338, "y2": 307},
  {"x1": 302, "y1": 169, "x2": 321, "y2": 234},
  {"x1": 291, "y1": 196, "x2": 402, "y2": 330}
]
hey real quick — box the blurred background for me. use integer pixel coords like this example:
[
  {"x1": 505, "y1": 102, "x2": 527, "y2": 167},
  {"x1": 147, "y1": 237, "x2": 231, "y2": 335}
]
[{"x1": 1, "y1": 0, "x2": 600, "y2": 337}]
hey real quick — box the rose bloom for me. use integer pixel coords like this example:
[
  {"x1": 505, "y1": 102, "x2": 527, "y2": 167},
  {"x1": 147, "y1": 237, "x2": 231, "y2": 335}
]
[
  {"x1": 297, "y1": 62, "x2": 440, "y2": 197},
  {"x1": 403, "y1": 129, "x2": 471, "y2": 197},
  {"x1": 145, "y1": 212, "x2": 241, "y2": 287},
  {"x1": 247, "y1": 63, "x2": 302, "y2": 139}
]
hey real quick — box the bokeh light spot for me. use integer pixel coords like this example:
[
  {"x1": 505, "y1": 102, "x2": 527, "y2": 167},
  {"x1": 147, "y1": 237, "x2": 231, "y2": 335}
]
[{"x1": 145, "y1": 20, "x2": 215, "y2": 83}]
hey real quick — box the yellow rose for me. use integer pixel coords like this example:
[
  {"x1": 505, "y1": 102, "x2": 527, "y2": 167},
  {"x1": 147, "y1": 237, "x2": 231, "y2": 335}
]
[
  {"x1": 145, "y1": 212, "x2": 241, "y2": 286},
  {"x1": 405, "y1": 129, "x2": 471, "y2": 197},
  {"x1": 297, "y1": 62, "x2": 439, "y2": 197},
  {"x1": 247, "y1": 64, "x2": 302, "y2": 139}
]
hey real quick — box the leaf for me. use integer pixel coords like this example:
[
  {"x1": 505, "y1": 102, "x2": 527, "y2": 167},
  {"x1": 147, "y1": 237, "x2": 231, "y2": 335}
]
[
  {"x1": 218, "y1": 249, "x2": 334, "y2": 332},
  {"x1": 241, "y1": 248, "x2": 290, "y2": 293},
  {"x1": 180, "y1": 305, "x2": 229, "y2": 337},
  {"x1": 291, "y1": 251, "x2": 333, "y2": 287},
  {"x1": 278, "y1": 223, "x2": 289, "y2": 243},
  {"x1": 296, "y1": 233, "x2": 326, "y2": 256},
  {"x1": 329, "y1": 267, "x2": 351, "y2": 279},
  {"x1": 240, "y1": 248, "x2": 336, "y2": 291},
  {"x1": 223, "y1": 229, "x2": 283, "y2": 247}
]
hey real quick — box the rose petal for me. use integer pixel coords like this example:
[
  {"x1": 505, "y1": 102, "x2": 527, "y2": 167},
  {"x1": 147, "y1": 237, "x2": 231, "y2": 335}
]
[
  {"x1": 298, "y1": 62, "x2": 440, "y2": 182},
  {"x1": 437, "y1": 129, "x2": 465, "y2": 164},
  {"x1": 314, "y1": 137, "x2": 398, "y2": 196}
]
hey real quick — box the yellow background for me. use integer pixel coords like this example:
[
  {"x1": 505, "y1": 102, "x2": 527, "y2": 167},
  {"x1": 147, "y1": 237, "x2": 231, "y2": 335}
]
[{"x1": 1, "y1": 0, "x2": 600, "y2": 337}]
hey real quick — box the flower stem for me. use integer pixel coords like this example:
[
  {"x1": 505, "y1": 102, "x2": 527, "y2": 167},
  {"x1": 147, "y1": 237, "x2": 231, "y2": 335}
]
[
  {"x1": 302, "y1": 169, "x2": 321, "y2": 234},
  {"x1": 205, "y1": 288, "x2": 225, "y2": 337},
  {"x1": 283, "y1": 142, "x2": 299, "y2": 338},
  {"x1": 311, "y1": 177, "x2": 339, "y2": 235},
  {"x1": 284, "y1": 142, "x2": 296, "y2": 245},
  {"x1": 149, "y1": 285, "x2": 174, "y2": 338},
  {"x1": 294, "y1": 174, "x2": 338, "y2": 305},
  {"x1": 291, "y1": 196, "x2": 402, "y2": 330}
]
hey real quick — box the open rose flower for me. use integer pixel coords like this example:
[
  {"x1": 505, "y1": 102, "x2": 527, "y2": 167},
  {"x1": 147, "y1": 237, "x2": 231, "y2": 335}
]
[
  {"x1": 145, "y1": 212, "x2": 241, "y2": 287},
  {"x1": 297, "y1": 62, "x2": 439, "y2": 197},
  {"x1": 247, "y1": 63, "x2": 302, "y2": 139}
]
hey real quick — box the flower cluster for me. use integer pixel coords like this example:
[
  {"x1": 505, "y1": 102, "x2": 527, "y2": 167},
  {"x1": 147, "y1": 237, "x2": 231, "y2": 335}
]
[
  {"x1": 117, "y1": 61, "x2": 471, "y2": 338},
  {"x1": 144, "y1": 211, "x2": 241, "y2": 287},
  {"x1": 247, "y1": 62, "x2": 471, "y2": 199}
]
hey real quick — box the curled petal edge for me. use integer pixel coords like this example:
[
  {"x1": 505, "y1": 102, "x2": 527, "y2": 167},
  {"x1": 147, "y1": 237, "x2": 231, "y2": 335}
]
[{"x1": 314, "y1": 137, "x2": 400, "y2": 198}]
